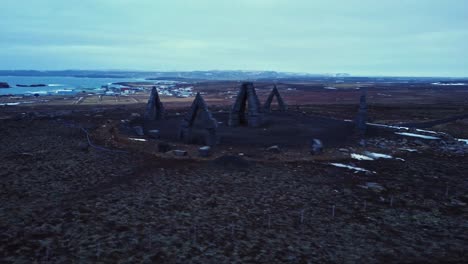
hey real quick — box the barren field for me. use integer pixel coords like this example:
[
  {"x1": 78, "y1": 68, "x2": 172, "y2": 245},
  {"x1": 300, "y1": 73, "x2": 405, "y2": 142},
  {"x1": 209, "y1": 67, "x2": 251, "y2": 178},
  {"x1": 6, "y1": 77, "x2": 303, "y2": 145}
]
[{"x1": 0, "y1": 82, "x2": 467, "y2": 263}]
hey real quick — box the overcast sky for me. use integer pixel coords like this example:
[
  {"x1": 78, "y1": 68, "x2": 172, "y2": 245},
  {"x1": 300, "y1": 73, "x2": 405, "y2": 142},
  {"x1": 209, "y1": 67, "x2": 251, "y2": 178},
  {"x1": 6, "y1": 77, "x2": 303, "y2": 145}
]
[{"x1": 1, "y1": 0, "x2": 467, "y2": 76}]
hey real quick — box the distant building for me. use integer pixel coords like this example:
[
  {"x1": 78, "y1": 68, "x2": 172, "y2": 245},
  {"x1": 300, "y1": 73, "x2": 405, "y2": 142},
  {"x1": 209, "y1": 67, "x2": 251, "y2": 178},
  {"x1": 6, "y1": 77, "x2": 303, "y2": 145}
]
[
  {"x1": 120, "y1": 87, "x2": 136, "y2": 94},
  {"x1": 55, "y1": 90, "x2": 76, "y2": 95}
]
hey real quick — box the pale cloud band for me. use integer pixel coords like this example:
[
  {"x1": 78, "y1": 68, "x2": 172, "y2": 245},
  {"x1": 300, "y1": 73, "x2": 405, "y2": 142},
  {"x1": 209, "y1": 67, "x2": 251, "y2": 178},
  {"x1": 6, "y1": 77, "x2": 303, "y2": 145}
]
[{"x1": 0, "y1": 0, "x2": 467, "y2": 76}]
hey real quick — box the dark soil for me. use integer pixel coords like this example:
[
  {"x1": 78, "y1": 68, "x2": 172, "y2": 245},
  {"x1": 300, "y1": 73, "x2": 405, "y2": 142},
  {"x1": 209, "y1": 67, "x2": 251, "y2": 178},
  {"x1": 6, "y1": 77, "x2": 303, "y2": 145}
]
[{"x1": 0, "y1": 90, "x2": 467, "y2": 263}]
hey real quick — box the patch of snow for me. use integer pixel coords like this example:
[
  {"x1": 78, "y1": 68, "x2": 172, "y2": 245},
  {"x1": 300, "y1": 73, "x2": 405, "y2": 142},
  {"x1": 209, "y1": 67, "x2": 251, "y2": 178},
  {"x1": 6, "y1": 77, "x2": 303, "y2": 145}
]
[
  {"x1": 351, "y1": 153, "x2": 374, "y2": 161},
  {"x1": 352, "y1": 151, "x2": 406, "y2": 162},
  {"x1": 415, "y1": 129, "x2": 440, "y2": 134},
  {"x1": 368, "y1": 123, "x2": 447, "y2": 137},
  {"x1": 431, "y1": 82, "x2": 466, "y2": 86},
  {"x1": 364, "y1": 151, "x2": 393, "y2": 159},
  {"x1": 0, "y1": 102, "x2": 20, "y2": 106},
  {"x1": 128, "y1": 138, "x2": 147, "y2": 142},
  {"x1": 367, "y1": 123, "x2": 410, "y2": 130},
  {"x1": 399, "y1": 148, "x2": 418, "y2": 152},
  {"x1": 324, "y1": 86, "x2": 337, "y2": 90},
  {"x1": 395, "y1": 132, "x2": 440, "y2": 140},
  {"x1": 329, "y1": 163, "x2": 376, "y2": 174},
  {"x1": 457, "y1": 138, "x2": 468, "y2": 144}
]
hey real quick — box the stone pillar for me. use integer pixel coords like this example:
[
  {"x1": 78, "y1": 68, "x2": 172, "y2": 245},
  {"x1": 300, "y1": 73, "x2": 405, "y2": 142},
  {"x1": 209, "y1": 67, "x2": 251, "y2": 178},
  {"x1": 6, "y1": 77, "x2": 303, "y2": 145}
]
[
  {"x1": 179, "y1": 93, "x2": 218, "y2": 146},
  {"x1": 144, "y1": 86, "x2": 165, "y2": 121},
  {"x1": 229, "y1": 82, "x2": 263, "y2": 127},
  {"x1": 355, "y1": 88, "x2": 368, "y2": 137},
  {"x1": 264, "y1": 85, "x2": 287, "y2": 112}
]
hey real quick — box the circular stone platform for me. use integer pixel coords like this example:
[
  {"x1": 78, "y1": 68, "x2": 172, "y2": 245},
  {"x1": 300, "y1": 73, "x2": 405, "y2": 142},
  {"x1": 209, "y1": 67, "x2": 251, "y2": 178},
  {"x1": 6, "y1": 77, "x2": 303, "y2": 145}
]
[{"x1": 143, "y1": 111, "x2": 355, "y2": 148}]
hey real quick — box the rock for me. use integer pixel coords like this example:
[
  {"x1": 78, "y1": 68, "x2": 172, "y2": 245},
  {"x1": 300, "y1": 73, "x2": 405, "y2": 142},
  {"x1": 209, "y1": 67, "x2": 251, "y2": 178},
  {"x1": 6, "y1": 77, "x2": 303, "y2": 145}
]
[
  {"x1": 147, "y1": 129, "x2": 160, "y2": 139},
  {"x1": 359, "y1": 182, "x2": 385, "y2": 192},
  {"x1": 128, "y1": 114, "x2": 142, "y2": 125},
  {"x1": 359, "y1": 139, "x2": 367, "y2": 147},
  {"x1": 310, "y1": 139, "x2": 323, "y2": 155},
  {"x1": 450, "y1": 199, "x2": 466, "y2": 206},
  {"x1": 129, "y1": 113, "x2": 141, "y2": 123},
  {"x1": 77, "y1": 142, "x2": 89, "y2": 151},
  {"x1": 414, "y1": 140, "x2": 429, "y2": 147},
  {"x1": 0, "y1": 82, "x2": 10, "y2": 88},
  {"x1": 133, "y1": 126, "x2": 144, "y2": 136},
  {"x1": 198, "y1": 146, "x2": 211, "y2": 157},
  {"x1": 266, "y1": 145, "x2": 281, "y2": 153},
  {"x1": 378, "y1": 142, "x2": 387, "y2": 148},
  {"x1": 158, "y1": 142, "x2": 171, "y2": 153},
  {"x1": 13, "y1": 112, "x2": 28, "y2": 120},
  {"x1": 173, "y1": 150, "x2": 188, "y2": 157}
]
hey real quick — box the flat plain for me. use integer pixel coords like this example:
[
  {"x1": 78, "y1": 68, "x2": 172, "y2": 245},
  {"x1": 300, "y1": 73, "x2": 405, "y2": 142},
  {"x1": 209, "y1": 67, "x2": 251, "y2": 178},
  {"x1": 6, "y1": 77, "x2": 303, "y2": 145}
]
[{"x1": 0, "y1": 80, "x2": 467, "y2": 263}]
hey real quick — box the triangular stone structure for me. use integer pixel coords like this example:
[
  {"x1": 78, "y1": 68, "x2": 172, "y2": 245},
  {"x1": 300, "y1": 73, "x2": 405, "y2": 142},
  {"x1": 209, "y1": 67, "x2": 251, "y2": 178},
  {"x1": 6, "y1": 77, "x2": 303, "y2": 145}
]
[
  {"x1": 144, "y1": 86, "x2": 164, "y2": 120},
  {"x1": 228, "y1": 82, "x2": 263, "y2": 127},
  {"x1": 179, "y1": 93, "x2": 218, "y2": 146},
  {"x1": 263, "y1": 85, "x2": 287, "y2": 112},
  {"x1": 355, "y1": 88, "x2": 368, "y2": 137}
]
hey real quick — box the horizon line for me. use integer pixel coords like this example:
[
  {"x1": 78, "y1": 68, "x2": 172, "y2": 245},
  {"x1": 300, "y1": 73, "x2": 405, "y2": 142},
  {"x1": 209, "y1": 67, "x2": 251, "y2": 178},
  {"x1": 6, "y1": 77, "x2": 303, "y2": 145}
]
[{"x1": 0, "y1": 69, "x2": 467, "y2": 79}]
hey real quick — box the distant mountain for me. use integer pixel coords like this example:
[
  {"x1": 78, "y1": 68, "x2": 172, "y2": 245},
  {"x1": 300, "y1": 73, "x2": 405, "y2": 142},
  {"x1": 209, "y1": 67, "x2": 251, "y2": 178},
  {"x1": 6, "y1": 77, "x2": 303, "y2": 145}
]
[
  {"x1": 0, "y1": 70, "x2": 329, "y2": 81},
  {"x1": 3, "y1": 70, "x2": 465, "y2": 83}
]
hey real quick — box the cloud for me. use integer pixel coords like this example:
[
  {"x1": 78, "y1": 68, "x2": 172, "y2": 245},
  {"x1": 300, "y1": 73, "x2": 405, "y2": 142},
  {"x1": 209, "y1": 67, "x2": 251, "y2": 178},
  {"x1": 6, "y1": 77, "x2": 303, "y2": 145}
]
[{"x1": 0, "y1": 0, "x2": 467, "y2": 76}]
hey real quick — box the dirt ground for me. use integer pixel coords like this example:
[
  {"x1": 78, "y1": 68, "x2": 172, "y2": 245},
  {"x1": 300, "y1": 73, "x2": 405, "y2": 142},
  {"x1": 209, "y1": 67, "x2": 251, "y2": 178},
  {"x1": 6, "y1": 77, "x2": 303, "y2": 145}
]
[{"x1": 0, "y1": 83, "x2": 467, "y2": 263}]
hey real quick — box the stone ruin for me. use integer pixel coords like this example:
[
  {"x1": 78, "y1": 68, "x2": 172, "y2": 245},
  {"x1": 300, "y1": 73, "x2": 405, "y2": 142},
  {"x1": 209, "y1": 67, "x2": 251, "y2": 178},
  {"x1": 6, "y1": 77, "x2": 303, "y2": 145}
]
[
  {"x1": 263, "y1": 85, "x2": 287, "y2": 112},
  {"x1": 144, "y1": 86, "x2": 165, "y2": 120},
  {"x1": 179, "y1": 93, "x2": 218, "y2": 146},
  {"x1": 355, "y1": 88, "x2": 368, "y2": 137},
  {"x1": 228, "y1": 82, "x2": 263, "y2": 127}
]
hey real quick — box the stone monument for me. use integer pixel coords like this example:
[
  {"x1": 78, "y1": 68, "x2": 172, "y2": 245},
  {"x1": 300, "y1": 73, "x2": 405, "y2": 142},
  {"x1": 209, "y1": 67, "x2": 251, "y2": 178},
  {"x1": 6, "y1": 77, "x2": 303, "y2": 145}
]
[
  {"x1": 179, "y1": 93, "x2": 218, "y2": 146},
  {"x1": 355, "y1": 88, "x2": 368, "y2": 137},
  {"x1": 144, "y1": 86, "x2": 165, "y2": 120},
  {"x1": 263, "y1": 85, "x2": 287, "y2": 112},
  {"x1": 228, "y1": 82, "x2": 263, "y2": 127}
]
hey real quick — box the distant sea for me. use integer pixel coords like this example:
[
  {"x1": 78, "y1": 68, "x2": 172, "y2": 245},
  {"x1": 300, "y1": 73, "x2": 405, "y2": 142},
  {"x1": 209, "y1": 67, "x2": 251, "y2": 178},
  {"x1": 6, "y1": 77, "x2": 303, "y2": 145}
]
[{"x1": 0, "y1": 76, "x2": 147, "y2": 95}]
